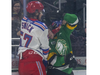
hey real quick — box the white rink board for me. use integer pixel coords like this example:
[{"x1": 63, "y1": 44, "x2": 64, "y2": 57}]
[
  {"x1": 75, "y1": 57, "x2": 86, "y2": 66},
  {"x1": 73, "y1": 70, "x2": 86, "y2": 75},
  {"x1": 12, "y1": 70, "x2": 86, "y2": 75}
]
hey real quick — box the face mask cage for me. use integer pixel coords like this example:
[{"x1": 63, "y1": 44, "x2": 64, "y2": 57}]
[{"x1": 40, "y1": 9, "x2": 46, "y2": 21}]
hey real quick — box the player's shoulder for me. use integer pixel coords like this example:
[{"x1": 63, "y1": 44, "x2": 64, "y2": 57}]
[
  {"x1": 21, "y1": 16, "x2": 48, "y2": 31},
  {"x1": 33, "y1": 21, "x2": 48, "y2": 31},
  {"x1": 22, "y1": 16, "x2": 28, "y2": 21}
]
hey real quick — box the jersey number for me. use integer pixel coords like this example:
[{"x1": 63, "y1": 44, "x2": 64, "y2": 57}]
[{"x1": 20, "y1": 31, "x2": 32, "y2": 47}]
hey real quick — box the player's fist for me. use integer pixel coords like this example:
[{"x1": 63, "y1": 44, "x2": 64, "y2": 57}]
[{"x1": 69, "y1": 57, "x2": 77, "y2": 68}]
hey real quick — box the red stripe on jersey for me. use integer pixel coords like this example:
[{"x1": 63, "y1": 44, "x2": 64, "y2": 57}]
[
  {"x1": 34, "y1": 22, "x2": 45, "y2": 30},
  {"x1": 43, "y1": 50, "x2": 49, "y2": 54}
]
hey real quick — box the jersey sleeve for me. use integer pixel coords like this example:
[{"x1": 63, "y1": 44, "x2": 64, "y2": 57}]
[
  {"x1": 66, "y1": 24, "x2": 77, "y2": 31},
  {"x1": 62, "y1": 24, "x2": 77, "y2": 37},
  {"x1": 38, "y1": 29, "x2": 49, "y2": 60}
]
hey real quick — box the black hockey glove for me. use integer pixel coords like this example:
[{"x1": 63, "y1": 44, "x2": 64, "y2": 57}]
[{"x1": 65, "y1": 53, "x2": 77, "y2": 68}]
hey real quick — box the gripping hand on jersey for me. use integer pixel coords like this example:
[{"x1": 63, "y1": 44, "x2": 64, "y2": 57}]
[
  {"x1": 43, "y1": 59, "x2": 48, "y2": 68},
  {"x1": 65, "y1": 53, "x2": 77, "y2": 68},
  {"x1": 43, "y1": 54, "x2": 48, "y2": 68}
]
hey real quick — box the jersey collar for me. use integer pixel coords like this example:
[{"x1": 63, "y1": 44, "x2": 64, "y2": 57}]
[{"x1": 29, "y1": 18, "x2": 38, "y2": 21}]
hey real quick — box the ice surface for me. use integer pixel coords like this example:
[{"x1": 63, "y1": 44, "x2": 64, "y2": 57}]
[{"x1": 12, "y1": 70, "x2": 86, "y2": 75}]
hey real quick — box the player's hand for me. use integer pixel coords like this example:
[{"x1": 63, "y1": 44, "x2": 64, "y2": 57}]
[
  {"x1": 62, "y1": 20, "x2": 67, "y2": 25},
  {"x1": 48, "y1": 29, "x2": 54, "y2": 39},
  {"x1": 43, "y1": 59, "x2": 48, "y2": 68},
  {"x1": 65, "y1": 53, "x2": 77, "y2": 68},
  {"x1": 69, "y1": 57, "x2": 77, "y2": 68}
]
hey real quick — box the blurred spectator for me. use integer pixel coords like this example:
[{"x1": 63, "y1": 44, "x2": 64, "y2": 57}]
[
  {"x1": 12, "y1": 0, "x2": 22, "y2": 21},
  {"x1": 12, "y1": 0, "x2": 22, "y2": 37},
  {"x1": 19, "y1": 0, "x2": 23, "y2": 6},
  {"x1": 12, "y1": 21, "x2": 20, "y2": 38},
  {"x1": 12, "y1": 0, "x2": 22, "y2": 47}
]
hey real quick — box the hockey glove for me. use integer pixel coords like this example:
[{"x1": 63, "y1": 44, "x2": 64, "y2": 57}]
[{"x1": 65, "y1": 53, "x2": 77, "y2": 68}]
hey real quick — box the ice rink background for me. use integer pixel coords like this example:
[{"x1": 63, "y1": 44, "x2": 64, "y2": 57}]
[{"x1": 12, "y1": 70, "x2": 86, "y2": 75}]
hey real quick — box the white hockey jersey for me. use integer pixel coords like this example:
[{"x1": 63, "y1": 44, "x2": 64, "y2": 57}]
[{"x1": 18, "y1": 16, "x2": 49, "y2": 60}]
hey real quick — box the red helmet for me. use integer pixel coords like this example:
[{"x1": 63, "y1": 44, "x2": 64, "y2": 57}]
[{"x1": 26, "y1": 1, "x2": 44, "y2": 13}]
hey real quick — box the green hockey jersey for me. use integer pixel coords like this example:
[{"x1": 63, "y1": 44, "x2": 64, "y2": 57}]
[{"x1": 48, "y1": 24, "x2": 77, "y2": 74}]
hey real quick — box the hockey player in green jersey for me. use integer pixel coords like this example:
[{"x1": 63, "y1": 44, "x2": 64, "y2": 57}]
[{"x1": 47, "y1": 13, "x2": 79, "y2": 75}]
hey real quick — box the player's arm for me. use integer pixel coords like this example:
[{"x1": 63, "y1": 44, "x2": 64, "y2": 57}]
[
  {"x1": 38, "y1": 29, "x2": 49, "y2": 67},
  {"x1": 62, "y1": 13, "x2": 79, "y2": 35},
  {"x1": 39, "y1": 29, "x2": 49, "y2": 60},
  {"x1": 47, "y1": 52, "x2": 65, "y2": 66}
]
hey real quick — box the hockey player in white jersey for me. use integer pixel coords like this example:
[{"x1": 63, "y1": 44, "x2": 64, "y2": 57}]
[{"x1": 18, "y1": 1, "x2": 49, "y2": 75}]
